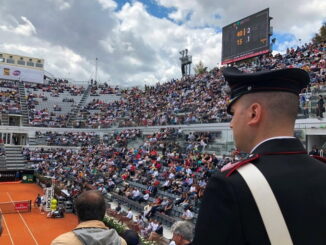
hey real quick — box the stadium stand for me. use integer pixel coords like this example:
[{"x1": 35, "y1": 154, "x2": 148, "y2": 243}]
[
  {"x1": 25, "y1": 79, "x2": 85, "y2": 127},
  {"x1": 0, "y1": 80, "x2": 21, "y2": 115},
  {"x1": 0, "y1": 42, "x2": 324, "y2": 130},
  {"x1": 0, "y1": 41, "x2": 325, "y2": 243},
  {"x1": 24, "y1": 128, "x2": 243, "y2": 231}
]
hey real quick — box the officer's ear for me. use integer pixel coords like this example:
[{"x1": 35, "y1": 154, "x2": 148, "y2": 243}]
[{"x1": 247, "y1": 102, "x2": 262, "y2": 126}]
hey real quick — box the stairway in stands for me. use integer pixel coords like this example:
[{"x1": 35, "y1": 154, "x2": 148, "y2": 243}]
[
  {"x1": 4, "y1": 145, "x2": 27, "y2": 170},
  {"x1": 18, "y1": 82, "x2": 30, "y2": 126},
  {"x1": 0, "y1": 143, "x2": 6, "y2": 170},
  {"x1": 0, "y1": 155, "x2": 5, "y2": 170},
  {"x1": 66, "y1": 84, "x2": 91, "y2": 127}
]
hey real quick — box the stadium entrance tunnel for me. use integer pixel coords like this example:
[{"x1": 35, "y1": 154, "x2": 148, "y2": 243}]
[
  {"x1": 0, "y1": 132, "x2": 27, "y2": 145},
  {"x1": 305, "y1": 132, "x2": 326, "y2": 154}
]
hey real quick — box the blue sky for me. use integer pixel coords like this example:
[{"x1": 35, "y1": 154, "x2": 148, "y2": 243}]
[
  {"x1": 116, "y1": 0, "x2": 175, "y2": 19},
  {"x1": 272, "y1": 33, "x2": 297, "y2": 50}
]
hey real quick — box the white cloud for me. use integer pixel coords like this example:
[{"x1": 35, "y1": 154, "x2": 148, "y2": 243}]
[
  {"x1": 156, "y1": 0, "x2": 326, "y2": 41},
  {"x1": 0, "y1": 16, "x2": 36, "y2": 36},
  {"x1": 96, "y1": 0, "x2": 117, "y2": 10},
  {"x1": 0, "y1": 40, "x2": 100, "y2": 82},
  {"x1": 0, "y1": 0, "x2": 324, "y2": 87},
  {"x1": 114, "y1": 2, "x2": 222, "y2": 84},
  {"x1": 46, "y1": 0, "x2": 72, "y2": 10}
]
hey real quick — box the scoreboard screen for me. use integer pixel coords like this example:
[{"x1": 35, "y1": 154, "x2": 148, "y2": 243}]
[{"x1": 222, "y1": 8, "x2": 270, "y2": 64}]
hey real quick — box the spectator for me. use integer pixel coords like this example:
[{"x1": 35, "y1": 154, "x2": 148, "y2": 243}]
[
  {"x1": 171, "y1": 221, "x2": 194, "y2": 245},
  {"x1": 121, "y1": 230, "x2": 140, "y2": 245},
  {"x1": 317, "y1": 95, "x2": 325, "y2": 118},
  {"x1": 34, "y1": 193, "x2": 41, "y2": 208},
  {"x1": 309, "y1": 145, "x2": 320, "y2": 156},
  {"x1": 115, "y1": 203, "x2": 122, "y2": 214},
  {"x1": 181, "y1": 208, "x2": 194, "y2": 221},
  {"x1": 144, "y1": 203, "x2": 152, "y2": 219},
  {"x1": 126, "y1": 208, "x2": 134, "y2": 221},
  {"x1": 148, "y1": 221, "x2": 168, "y2": 245},
  {"x1": 162, "y1": 199, "x2": 173, "y2": 215},
  {"x1": 51, "y1": 190, "x2": 126, "y2": 245}
]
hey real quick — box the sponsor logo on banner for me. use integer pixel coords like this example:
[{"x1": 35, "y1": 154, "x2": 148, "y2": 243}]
[
  {"x1": 45, "y1": 187, "x2": 54, "y2": 211},
  {"x1": 15, "y1": 202, "x2": 29, "y2": 211},
  {"x1": 13, "y1": 70, "x2": 21, "y2": 76},
  {"x1": 3, "y1": 68, "x2": 10, "y2": 76}
]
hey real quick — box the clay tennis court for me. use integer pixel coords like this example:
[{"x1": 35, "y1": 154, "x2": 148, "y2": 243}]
[{"x1": 0, "y1": 182, "x2": 78, "y2": 245}]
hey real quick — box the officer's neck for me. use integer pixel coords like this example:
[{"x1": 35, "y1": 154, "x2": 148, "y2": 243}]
[
  {"x1": 248, "y1": 123, "x2": 294, "y2": 153},
  {"x1": 250, "y1": 136, "x2": 296, "y2": 153}
]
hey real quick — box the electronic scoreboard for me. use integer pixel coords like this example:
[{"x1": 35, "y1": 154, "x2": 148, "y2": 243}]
[{"x1": 222, "y1": 8, "x2": 271, "y2": 64}]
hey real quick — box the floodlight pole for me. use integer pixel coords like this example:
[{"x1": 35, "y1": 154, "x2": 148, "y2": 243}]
[
  {"x1": 95, "y1": 58, "x2": 98, "y2": 82},
  {"x1": 179, "y1": 49, "x2": 192, "y2": 77}
]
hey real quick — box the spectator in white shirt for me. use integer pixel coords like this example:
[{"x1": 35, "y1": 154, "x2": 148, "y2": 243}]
[
  {"x1": 181, "y1": 208, "x2": 194, "y2": 221},
  {"x1": 131, "y1": 189, "x2": 140, "y2": 200},
  {"x1": 126, "y1": 208, "x2": 133, "y2": 220}
]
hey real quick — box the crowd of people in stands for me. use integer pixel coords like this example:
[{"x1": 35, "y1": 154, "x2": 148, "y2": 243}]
[
  {"x1": 25, "y1": 79, "x2": 85, "y2": 96},
  {"x1": 74, "y1": 68, "x2": 231, "y2": 128},
  {"x1": 26, "y1": 128, "x2": 239, "y2": 216},
  {"x1": 89, "y1": 81, "x2": 120, "y2": 96},
  {"x1": 72, "y1": 42, "x2": 325, "y2": 128},
  {"x1": 1, "y1": 42, "x2": 324, "y2": 127},
  {"x1": 0, "y1": 39, "x2": 323, "y2": 244},
  {"x1": 24, "y1": 127, "x2": 241, "y2": 244},
  {"x1": 35, "y1": 131, "x2": 100, "y2": 146},
  {"x1": 3, "y1": 41, "x2": 322, "y2": 245},
  {"x1": 0, "y1": 80, "x2": 21, "y2": 114},
  {"x1": 25, "y1": 79, "x2": 85, "y2": 127}
]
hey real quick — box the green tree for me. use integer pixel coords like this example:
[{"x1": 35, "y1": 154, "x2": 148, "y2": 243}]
[
  {"x1": 194, "y1": 60, "x2": 208, "y2": 75},
  {"x1": 313, "y1": 22, "x2": 326, "y2": 43}
]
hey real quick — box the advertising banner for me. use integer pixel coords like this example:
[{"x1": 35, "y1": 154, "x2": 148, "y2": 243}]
[
  {"x1": 14, "y1": 202, "x2": 29, "y2": 212},
  {"x1": 22, "y1": 174, "x2": 34, "y2": 183},
  {"x1": 0, "y1": 64, "x2": 44, "y2": 83},
  {"x1": 45, "y1": 187, "x2": 54, "y2": 212}
]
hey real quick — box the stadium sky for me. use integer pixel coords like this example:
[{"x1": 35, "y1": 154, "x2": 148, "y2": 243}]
[{"x1": 0, "y1": 0, "x2": 325, "y2": 86}]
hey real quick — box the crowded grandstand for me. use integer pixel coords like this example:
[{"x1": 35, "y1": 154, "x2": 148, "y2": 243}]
[
  {"x1": 0, "y1": 3, "x2": 325, "y2": 245},
  {"x1": 0, "y1": 39, "x2": 324, "y2": 244}
]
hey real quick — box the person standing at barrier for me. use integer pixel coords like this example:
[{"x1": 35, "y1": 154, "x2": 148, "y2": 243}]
[
  {"x1": 39, "y1": 194, "x2": 46, "y2": 214},
  {"x1": 194, "y1": 68, "x2": 326, "y2": 244},
  {"x1": 317, "y1": 95, "x2": 325, "y2": 119},
  {"x1": 51, "y1": 190, "x2": 127, "y2": 245},
  {"x1": 34, "y1": 193, "x2": 41, "y2": 208}
]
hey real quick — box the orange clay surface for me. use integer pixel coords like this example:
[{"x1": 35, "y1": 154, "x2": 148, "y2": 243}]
[{"x1": 0, "y1": 182, "x2": 78, "y2": 245}]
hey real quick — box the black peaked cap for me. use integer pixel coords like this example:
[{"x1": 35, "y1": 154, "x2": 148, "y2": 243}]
[{"x1": 223, "y1": 67, "x2": 310, "y2": 114}]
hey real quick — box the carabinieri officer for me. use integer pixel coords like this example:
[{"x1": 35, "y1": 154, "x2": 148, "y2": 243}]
[{"x1": 193, "y1": 67, "x2": 326, "y2": 245}]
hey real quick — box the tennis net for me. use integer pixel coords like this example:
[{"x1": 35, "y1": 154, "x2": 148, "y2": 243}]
[{"x1": 0, "y1": 200, "x2": 32, "y2": 214}]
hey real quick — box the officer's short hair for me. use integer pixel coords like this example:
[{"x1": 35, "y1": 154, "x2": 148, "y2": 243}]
[
  {"x1": 241, "y1": 91, "x2": 299, "y2": 121},
  {"x1": 171, "y1": 221, "x2": 194, "y2": 241}
]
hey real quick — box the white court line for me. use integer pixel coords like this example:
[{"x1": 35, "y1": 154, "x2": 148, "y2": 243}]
[
  {"x1": 6, "y1": 193, "x2": 39, "y2": 245},
  {"x1": 0, "y1": 208, "x2": 15, "y2": 245}
]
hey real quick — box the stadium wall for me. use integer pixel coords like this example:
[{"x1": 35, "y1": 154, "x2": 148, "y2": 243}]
[
  {"x1": 1, "y1": 118, "x2": 326, "y2": 152},
  {"x1": 0, "y1": 64, "x2": 44, "y2": 83}
]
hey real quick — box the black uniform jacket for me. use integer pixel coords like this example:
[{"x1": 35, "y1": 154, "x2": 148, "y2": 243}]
[{"x1": 193, "y1": 138, "x2": 326, "y2": 245}]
